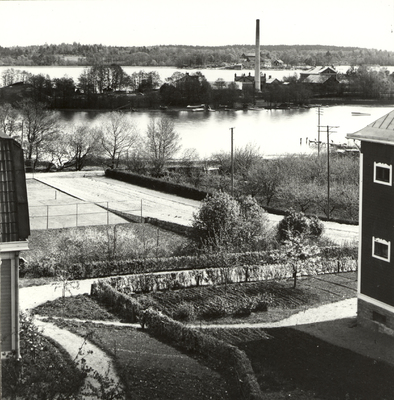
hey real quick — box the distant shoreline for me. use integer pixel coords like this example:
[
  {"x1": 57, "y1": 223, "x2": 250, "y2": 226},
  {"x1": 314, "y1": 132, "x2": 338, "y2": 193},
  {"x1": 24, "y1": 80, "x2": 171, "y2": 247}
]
[{"x1": 53, "y1": 99, "x2": 394, "y2": 113}]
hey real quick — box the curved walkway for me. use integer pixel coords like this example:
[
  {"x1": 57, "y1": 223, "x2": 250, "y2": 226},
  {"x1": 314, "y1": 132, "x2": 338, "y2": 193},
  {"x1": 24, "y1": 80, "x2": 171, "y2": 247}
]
[{"x1": 21, "y1": 280, "x2": 125, "y2": 400}]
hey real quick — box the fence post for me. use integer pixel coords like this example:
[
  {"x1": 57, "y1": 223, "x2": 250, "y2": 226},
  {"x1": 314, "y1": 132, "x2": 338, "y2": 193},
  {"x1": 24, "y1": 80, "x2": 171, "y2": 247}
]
[
  {"x1": 141, "y1": 199, "x2": 143, "y2": 223},
  {"x1": 76, "y1": 203, "x2": 78, "y2": 227},
  {"x1": 107, "y1": 202, "x2": 109, "y2": 226},
  {"x1": 46, "y1": 205, "x2": 49, "y2": 229}
]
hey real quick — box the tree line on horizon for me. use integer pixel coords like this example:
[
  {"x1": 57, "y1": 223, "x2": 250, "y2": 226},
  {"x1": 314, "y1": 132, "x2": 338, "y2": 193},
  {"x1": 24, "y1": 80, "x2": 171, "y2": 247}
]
[
  {"x1": 3, "y1": 63, "x2": 394, "y2": 110},
  {"x1": 1, "y1": 43, "x2": 394, "y2": 67}
]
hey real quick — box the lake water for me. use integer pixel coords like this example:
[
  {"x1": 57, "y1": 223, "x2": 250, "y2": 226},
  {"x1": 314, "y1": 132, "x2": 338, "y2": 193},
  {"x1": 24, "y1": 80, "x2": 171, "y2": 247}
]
[
  {"x1": 57, "y1": 105, "x2": 394, "y2": 158},
  {"x1": 1, "y1": 65, "x2": 394, "y2": 157}
]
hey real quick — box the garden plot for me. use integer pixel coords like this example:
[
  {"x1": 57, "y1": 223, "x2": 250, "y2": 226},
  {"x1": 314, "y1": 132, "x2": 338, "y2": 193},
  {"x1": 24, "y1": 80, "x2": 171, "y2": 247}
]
[{"x1": 27, "y1": 178, "x2": 129, "y2": 230}]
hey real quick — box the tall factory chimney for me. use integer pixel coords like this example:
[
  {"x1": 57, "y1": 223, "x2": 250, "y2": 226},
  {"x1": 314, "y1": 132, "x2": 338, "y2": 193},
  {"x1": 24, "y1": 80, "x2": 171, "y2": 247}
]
[{"x1": 255, "y1": 19, "x2": 261, "y2": 91}]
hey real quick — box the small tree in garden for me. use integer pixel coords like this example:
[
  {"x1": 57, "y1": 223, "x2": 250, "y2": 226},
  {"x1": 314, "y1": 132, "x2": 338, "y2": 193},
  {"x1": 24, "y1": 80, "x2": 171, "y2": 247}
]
[{"x1": 282, "y1": 232, "x2": 321, "y2": 288}]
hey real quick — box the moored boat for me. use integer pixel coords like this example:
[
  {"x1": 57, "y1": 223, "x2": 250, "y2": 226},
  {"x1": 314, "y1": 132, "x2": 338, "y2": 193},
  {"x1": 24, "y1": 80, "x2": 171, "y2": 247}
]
[
  {"x1": 352, "y1": 112, "x2": 371, "y2": 116},
  {"x1": 187, "y1": 104, "x2": 205, "y2": 109}
]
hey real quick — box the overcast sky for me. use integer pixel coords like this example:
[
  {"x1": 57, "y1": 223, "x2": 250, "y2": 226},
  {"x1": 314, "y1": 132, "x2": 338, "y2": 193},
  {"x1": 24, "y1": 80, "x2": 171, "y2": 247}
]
[{"x1": 1, "y1": 0, "x2": 394, "y2": 51}]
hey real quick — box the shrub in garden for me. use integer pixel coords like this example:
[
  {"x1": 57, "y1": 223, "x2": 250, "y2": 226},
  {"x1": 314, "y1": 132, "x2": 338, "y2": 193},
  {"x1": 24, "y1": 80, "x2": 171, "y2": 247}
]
[
  {"x1": 277, "y1": 209, "x2": 324, "y2": 242},
  {"x1": 172, "y1": 302, "x2": 196, "y2": 322},
  {"x1": 192, "y1": 191, "x2": 271, "y2": 252}
]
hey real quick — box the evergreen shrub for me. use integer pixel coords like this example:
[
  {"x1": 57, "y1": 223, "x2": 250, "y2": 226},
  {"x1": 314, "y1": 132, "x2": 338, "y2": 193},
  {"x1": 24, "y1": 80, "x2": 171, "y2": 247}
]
[{"x1": 277, "y1": 209, "x2": 324, "y2": 242}]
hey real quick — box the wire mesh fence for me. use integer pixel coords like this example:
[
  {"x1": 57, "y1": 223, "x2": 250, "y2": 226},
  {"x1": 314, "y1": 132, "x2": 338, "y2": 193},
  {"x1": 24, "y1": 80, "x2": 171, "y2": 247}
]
[{"x1": 29, "y1": 200, "x2": 142, "y2": 230}]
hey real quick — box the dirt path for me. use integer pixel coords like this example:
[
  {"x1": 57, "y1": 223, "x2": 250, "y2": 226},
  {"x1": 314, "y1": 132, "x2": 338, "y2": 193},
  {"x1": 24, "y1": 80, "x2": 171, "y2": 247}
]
[
  {"x1": 34, "y1": 317, "x2": 124, "y2": 399},
  {"x1": 20, "y1": 279, "x2": 125, "y2": 399}
]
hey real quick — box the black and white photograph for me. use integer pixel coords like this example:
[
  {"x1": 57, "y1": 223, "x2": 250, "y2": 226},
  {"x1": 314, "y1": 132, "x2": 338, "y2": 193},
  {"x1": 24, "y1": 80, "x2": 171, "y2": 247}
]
[{"x1": 1, "y1": 0, "x2": 394, "y2": 398}]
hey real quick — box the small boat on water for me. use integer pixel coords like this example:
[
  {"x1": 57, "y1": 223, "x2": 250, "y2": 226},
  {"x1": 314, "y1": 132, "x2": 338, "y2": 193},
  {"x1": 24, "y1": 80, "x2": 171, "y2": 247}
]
[
  {"x1": 352, "y1": 112, "x2": 371, "y2": 116},
  {"x1": 192, "y1": 107, "x2": 205, "y2": 112},
  {"x1": 187, "y1": 104, "x2": 205, "y2": 109}
]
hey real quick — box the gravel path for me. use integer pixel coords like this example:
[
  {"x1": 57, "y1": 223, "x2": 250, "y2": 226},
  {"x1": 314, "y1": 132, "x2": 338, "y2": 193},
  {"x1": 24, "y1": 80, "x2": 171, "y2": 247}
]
[
  {"x1": 21, "y1": 280, "x2": 125, "y2": 400},
  {"x1": 34, "y1": 317, "x2": 123, "y2": 399}
]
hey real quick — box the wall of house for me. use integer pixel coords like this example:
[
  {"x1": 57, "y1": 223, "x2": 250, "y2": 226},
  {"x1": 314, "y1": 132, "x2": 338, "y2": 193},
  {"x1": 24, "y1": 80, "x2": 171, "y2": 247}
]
[
  {"x1": 1, "y1": 255, "x2": 15, "y2": 355},
  {"x1": 358, "y1": 298, "x2": 394, "y2": 336},
  {"x1": 360, "y1": 141, "x2": 394, "y2": 306}
]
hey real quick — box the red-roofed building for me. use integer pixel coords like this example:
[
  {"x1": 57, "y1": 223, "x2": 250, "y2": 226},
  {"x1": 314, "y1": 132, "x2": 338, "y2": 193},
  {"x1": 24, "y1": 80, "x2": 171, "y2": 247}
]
[
  {"x1": 1, "y1": 131, "x2": 30, "y2": 358},
  {"x1": 347, "y1": 109, "x2": 394, "y2": 336}
]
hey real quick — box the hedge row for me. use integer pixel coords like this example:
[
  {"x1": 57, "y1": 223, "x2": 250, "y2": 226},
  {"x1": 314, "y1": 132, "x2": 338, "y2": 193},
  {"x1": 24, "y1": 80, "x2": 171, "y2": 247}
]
[
  {"x1": 141, "y1": 308, "x2": 263, "y2": 400},
  {"x1": 91, "y1": 280, "x2": 142, "y2": 322},
  {"x1": 105, "y1": 169, "x2": 210, "y2": 200},
  {"x1": 106, "y1": 257, "x2": 357, "y2": 294},
  {"x1": 91, "y1": 281, "x2": 263, "y2": 399},
  {"x1": 27, "y1": 247, "x2": 358, "y2": 280}
]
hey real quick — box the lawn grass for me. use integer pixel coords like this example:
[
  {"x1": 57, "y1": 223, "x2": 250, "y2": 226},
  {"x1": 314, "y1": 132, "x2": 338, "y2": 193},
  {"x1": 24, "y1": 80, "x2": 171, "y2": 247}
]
[{"x1": 49, "y1": 319, "x2": 232, "y2": 400}]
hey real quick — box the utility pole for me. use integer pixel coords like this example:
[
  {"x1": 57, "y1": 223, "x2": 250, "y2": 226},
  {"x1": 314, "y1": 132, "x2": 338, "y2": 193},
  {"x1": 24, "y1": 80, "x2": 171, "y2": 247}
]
[
  {"x1": 324, "y1": 124, "x2": 339, "y2": 220},
  {"x1": 317, "y1": 106, "x2": 324, "y2": 156},
  {"x1": 230, "y1": 127, "x2": 235, "y2": 196}
]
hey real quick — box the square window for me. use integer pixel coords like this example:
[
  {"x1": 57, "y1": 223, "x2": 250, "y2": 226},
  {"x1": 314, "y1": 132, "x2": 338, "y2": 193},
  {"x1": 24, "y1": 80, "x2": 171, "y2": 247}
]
[
  {"x1": 374, "y1": 162, "x2": 392, "y2": 186},
  {"x1": 372, "y1": 237, "x2": 391, "y2": 262}
]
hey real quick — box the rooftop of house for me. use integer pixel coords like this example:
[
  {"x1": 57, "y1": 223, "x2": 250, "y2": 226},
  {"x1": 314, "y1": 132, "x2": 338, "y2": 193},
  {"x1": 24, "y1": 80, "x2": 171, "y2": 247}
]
[
  {"x1": 234, "y1": 73, "x2": 254, "y2": 82},
  {"x1": 303, "y1": 75, "x2": 335, "y2": 84},
  {"x1": 347, "y1": 109, "x2": 394, "y2": 144},
  {"x1": 0, "y1": 132, "x2": 30, "y2": 242},
  {"x1": 301, "y1": 66, "x2": 337, "y2": 75}
]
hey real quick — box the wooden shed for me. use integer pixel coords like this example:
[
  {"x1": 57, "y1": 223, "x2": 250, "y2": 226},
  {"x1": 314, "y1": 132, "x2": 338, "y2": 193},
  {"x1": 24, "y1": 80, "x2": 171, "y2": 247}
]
[
  {"x1": 347, "y1": 109, "x2": 394, "y2": 335},
  {"x1": 0, "y1": 131, "x2": 30, "y2": 358}
]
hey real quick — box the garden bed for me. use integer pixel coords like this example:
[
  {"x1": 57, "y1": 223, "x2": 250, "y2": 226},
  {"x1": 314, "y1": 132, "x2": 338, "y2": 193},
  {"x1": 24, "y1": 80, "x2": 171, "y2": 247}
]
[{"x1": 30, "y1": 271, "x2": 364, "y2": 399}]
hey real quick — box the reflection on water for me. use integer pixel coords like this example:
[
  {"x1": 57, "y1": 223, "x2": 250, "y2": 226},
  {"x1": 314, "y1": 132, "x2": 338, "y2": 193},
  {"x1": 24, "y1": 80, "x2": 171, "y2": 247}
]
[{"x1": 55, "y1": 105, "x2": 394, "y2": 158}]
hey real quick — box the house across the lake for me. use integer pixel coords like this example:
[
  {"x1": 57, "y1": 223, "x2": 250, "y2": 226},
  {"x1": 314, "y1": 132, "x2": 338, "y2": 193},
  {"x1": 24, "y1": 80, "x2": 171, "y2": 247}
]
[
  {"x1": 347, "y1": 109, "x2": 394, "y2": 336},
  {"x1": 0, "y1": 131, "x2": 30, "y2": 358},
  {"x1": 300, "y1": 65, "x2": 339, "y2": 96}
]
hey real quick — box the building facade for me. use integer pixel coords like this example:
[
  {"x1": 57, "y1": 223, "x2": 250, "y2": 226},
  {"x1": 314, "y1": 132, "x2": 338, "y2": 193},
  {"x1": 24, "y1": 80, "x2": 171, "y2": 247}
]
[
  {"x1": 1, "y1": 132, "x2": 30, "y2": 358},
  {"x1": 348, "y1": 110, "x2": 394, "y2": 335}
]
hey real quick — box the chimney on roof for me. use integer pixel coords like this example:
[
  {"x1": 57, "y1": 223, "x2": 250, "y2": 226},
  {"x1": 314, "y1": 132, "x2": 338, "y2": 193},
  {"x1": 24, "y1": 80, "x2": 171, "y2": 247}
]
[{"x1": 255, "y1": 19, "x2": 261, "y2": 91}]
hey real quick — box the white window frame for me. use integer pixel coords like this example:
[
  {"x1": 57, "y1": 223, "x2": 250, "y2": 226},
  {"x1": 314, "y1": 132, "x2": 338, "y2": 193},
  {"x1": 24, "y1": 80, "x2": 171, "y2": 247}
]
[
  {"x1": 374, "y1": 162, "x2": 392, "y2": 186},
  {"x1": 372, "y1": 236, "x2": 391, "y2": 262}
]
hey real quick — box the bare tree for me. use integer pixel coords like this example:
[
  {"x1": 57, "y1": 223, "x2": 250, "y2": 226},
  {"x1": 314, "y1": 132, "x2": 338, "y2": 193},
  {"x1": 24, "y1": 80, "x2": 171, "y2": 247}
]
[
  {"x1": 145, "y1": 117, "x2": 181, "y2": 176},
  {"x1": 98, "y1": 111, "x2": 139, "y2": 169},
  {"x1": 16, "y1": 99, "x2": 60, "y2": 170},
  {"x1": 0, "y1": 103, "x2": 19, "y2": 138},
  {"x1": 44, "y1": 123, "x2": 101, "y2": 171}
]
